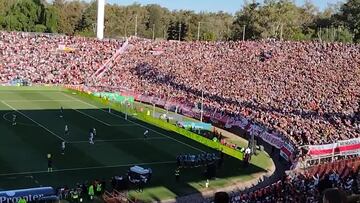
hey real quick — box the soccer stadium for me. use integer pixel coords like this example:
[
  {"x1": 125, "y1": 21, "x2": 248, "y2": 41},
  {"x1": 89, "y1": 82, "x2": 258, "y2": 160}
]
[{"x1": 0, "y1": 0, "x2": 359, "y2": 203}]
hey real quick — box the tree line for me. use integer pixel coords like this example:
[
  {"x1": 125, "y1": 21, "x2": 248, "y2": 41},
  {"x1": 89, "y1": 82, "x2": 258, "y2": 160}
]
[{"x1": 0, "y1": 0, "x2": 359, "y2": 42}]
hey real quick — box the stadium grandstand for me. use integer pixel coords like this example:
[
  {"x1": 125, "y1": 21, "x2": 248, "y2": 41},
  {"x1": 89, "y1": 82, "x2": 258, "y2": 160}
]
[{"x1": 0, "y1": 0, "x2": 359, "y2": 203}]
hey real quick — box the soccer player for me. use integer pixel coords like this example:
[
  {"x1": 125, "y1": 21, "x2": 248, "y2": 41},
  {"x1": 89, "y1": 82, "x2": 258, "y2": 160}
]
[
  {"x1": 47, "y1": 153, "x2": 53, "y2": 172},
  {"x1": 144, "y1": 130, "x2": 149, "y2": 139},
  {"x1": 61, "y1": 141, "x2": 66, "y2": 155},
  {"x1": 12, "y1": 114, "x2": 16, "y2": 126},
  {"x1": 89, "y1": 131, "x2": 94, "y2": 144},
  {"x1": 92, "y1": 127, "x2": 96, "y2": 136},
  {"x1": 60, "y1": 106, "x2": 64, "y2": 118},
  {"x1": 64, "y1": 125, "x2": 69, "y2": 136}
]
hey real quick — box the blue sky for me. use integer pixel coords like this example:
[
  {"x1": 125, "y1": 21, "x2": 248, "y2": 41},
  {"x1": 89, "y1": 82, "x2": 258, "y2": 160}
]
[{"x1": 106, "y1": 0, "x2": 342, "y2": 14}]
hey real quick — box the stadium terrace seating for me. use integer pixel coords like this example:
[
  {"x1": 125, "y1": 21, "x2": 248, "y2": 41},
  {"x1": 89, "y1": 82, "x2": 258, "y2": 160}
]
[
  {"x1": 225, "y1": 157, "x2": 360, "y2": 203},
  {"x1": 1, "y1": 31, "x2": 359, "y2": 203},
  {"x1": 103, "y1": 38, "x2": 360, "y2": 148},
  {"x1": 1, "y1": 32, "x2": 359, "y2": 149},
  {"x1": 0, "y1": 32, "x2": 122, "y2": 85}
]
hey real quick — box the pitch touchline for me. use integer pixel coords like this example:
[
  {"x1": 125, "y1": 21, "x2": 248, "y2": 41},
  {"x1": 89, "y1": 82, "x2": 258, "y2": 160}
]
[
  {"x1": 1, "y1": 101, "x2": 65, "y2": 142},
  {"x1": 0, "y1": 91, "x2": 60, "y2": 94},
  {"x1": 111, "y1": 124, "x2": 137, "y2": 127},
  {"x1": 1, "y1": 100, "x2": 75, "y2": 102},
  {"x1": 61, "y1": 92, "x2": 205, "y2": 153},
  {"x1": 68, "y1": 137, "x2": 168, "y2": 144},
  {"x1": 0, "y1": 161, "x2": 176, "y2": 176}
]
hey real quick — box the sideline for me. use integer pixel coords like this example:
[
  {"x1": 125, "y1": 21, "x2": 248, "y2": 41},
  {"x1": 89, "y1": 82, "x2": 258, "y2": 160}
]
[
  {"x1": 0, "y1": 161, "x2": 176, "y2": 177},
  {"x1": 68, "y1": 137, "x2": 168, "y2": 144}
]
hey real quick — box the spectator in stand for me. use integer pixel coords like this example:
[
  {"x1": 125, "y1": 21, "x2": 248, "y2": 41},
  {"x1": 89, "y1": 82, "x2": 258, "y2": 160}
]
[
  {"x1": 0, "y1": 31, "x2": 359, "y2": 160},
  {"x1": 322, "y1": 188, "x2": 346, "y2": 203},
  {"x1": 214, "y1": 192, "x2": 230, "y2": 203},
  {"x1": 225, "y1": 157, "x2": 360, "y2": 203}
]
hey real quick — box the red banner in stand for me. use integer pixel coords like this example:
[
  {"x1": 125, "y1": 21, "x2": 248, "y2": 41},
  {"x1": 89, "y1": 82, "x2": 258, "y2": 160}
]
[{"x1": 308, "y1": 138, "x2": 360, "y2": 157}]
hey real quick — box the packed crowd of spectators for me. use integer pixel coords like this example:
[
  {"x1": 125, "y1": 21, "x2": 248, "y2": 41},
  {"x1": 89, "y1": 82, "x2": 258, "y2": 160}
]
[
  {"x1": 224, "y1": 157, "x2": 360, "y2": 203},
  {"x1": 0, "y1": 31, "x2": 359, "y2": 149},
  {"x1": 0, "y1": 32, "x2": 121, "y2": 85},
  {"x1": 105, "y1": 38, "x2": 360, "y2": 149}
]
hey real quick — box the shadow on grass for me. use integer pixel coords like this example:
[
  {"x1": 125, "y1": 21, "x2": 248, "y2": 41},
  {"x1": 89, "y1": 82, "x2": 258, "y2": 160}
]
[{"x1": 0, "y1": 107, "x2": 270, "y2": 202}]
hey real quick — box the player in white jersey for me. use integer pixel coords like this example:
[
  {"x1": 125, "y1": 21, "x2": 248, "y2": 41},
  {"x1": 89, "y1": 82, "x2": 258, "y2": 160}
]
[
  {"x1": 60, "y1": 107, "x2": 64, "y2": 118},
  {"x1": 12, "y1": 114, "x2": 16, "y2": 126},
  {"x1": 93, "y1": 128, "x2": 96, "y2": 136},
  {"x1": 144, "y1": 130, "x2": 149, "y2": 139},
  {"x1": 89, "y1": 132, "x2": 94, "y2": 144},
  {"x1": 61, "y1": 141, "x2": 66, "y2": 155},
  {"x1": 64, "y1": 125, "x2": 69, "y2": 136}
]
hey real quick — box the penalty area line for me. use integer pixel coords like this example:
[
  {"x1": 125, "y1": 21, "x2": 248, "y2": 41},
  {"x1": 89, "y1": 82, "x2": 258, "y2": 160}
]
[{"x1": 71, "y1": 108, "x2": 111, "y2": 126}]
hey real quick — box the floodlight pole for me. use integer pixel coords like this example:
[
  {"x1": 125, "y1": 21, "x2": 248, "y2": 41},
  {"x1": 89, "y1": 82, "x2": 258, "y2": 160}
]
[
  {"x1": 200, "y1": 90, "x2": 204, "y2": 122},
  {"x1": 135, "y1": 14, "x2": 138, "y2": 37},
  {"x1": 125, "y1": 99, "x2": 128, "y2": 120},
  {"x1": 242, "y1": 25, "x2": 246, "y2": 41},
  {"x1": 153, "y1": 103, "x2": 155, "y2": 117},
  {"x1": 152, "y1": 24, "x2": 155, "y2": 40},
  {"x1": 197, "y1": 22, "x2": 201, "y2": 41},
  {"x1": 163, "y1": 26, "x2": 166, "y2": 39},
  {"x1": 250, "y1": 132, "x2": 255, "y2": 155},
  {"x1": 125, "y1": 105, "x2": 128, "y2": 120},
  {"x1": 96, "y1": 0, "x2": 105, "y2": 40},
  {"x1": 166, "y1": 94, "x2": 169, "y2": 114}
]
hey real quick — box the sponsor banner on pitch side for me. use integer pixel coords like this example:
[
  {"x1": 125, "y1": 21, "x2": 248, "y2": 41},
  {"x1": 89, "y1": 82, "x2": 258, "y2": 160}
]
[
  {"x1": 280, "y1": 142, "x2": 295, "y2": 161},
  {"x1": 259, "y1": 131, "x2": 284, "y2": 149}
]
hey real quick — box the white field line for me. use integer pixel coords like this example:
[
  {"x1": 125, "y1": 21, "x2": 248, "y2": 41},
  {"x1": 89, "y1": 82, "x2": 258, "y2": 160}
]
[
  {"x1": 111, "y1": 124, "x2": 138, "y2": 127},
  {"x1": 72, "y1": 108, "x2": 111, "y2": 126},
  {"x1": 68, "y1": 137, "x2": 168, "y2": 144},
  {"x1": 0, "y1": 91, "x2": 60, "y2": 94},
  {"x1": 0, "y1": 161, "x2": 176, "y2": 176},
  {"x1": 1, "y1": 100, "x2": 75, "y2": 102},
  {"x1": 62, "y1": 92, "x2": 205, "y2": 153},
  {"x1": 1, "y1": 101, "x2": 65, "y2": 141},
  {"x1": 2, "y1": 112, "x2": 37, "y2": 127}
]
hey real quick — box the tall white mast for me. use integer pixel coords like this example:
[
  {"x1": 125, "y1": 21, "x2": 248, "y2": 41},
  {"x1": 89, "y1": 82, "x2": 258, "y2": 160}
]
[{"x1": 96, "y1": 0, "x2": 105, "y2": 40}]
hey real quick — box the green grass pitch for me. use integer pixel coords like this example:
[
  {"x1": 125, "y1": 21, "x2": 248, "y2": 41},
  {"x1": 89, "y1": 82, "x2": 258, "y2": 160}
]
[{"x1": 0, "y1": 87, "x2": 272, "y2": 202}]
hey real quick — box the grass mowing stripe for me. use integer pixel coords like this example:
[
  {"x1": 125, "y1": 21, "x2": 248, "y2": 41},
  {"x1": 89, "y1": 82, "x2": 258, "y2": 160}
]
[
  {"x1": 0, "y1": 161, "x2": 176, "y2": 176},
  {"x1": 62, "y1": 92, "x2": 205, "y2": 153},
  {"x1": 68, "y1": 137, "x2": 168, "y2": 144},
  {"x1": 71, "y1": 108, "x2": 111, "y2": 126},
  {"x1": 1, "y1": 101, "x2": 66, "y2": 142}
]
